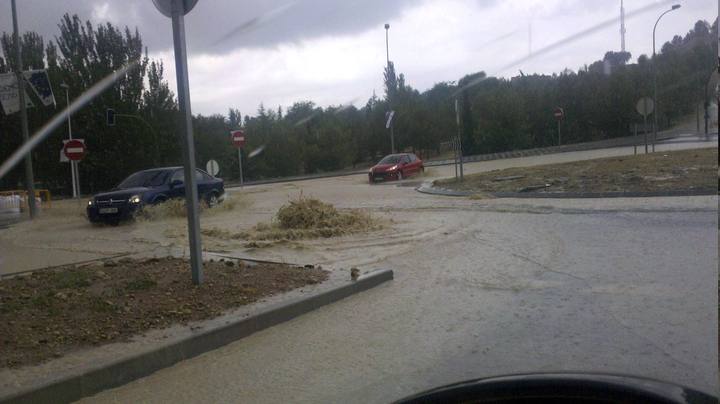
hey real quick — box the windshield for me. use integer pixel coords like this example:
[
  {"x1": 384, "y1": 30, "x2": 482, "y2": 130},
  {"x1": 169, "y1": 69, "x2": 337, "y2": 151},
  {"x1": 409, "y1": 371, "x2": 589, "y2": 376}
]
[
  {"x1": 378, "y1": 155, "x2": 401, "y2": 165},
  {"x1": 116, "y1": 171, "x2": 168, "y2": 189},
  {"x1": 0, "y1": 2, "x2": 717, "y2": 403}
]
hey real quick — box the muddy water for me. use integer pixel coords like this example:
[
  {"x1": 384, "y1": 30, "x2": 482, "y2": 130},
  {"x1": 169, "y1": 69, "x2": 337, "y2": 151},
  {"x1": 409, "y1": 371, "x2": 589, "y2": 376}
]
[
  {"x1": 1, "y1": 138, "x2": 715, "y2": 276},
  {"x1": 1, "y1": 139, "x2": 717, "y2": 401},
  {"x1": 81, "y1": 195, "x2": 718, "y2": 403}
]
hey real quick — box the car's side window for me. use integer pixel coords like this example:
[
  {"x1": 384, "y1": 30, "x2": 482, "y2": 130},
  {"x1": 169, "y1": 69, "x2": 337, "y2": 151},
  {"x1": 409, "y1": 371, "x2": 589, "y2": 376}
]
[
  {"x1": 171, "y1": 170, "x2": 184, "y2": 183},
  {"x1": 409, "y1": 154, "x2": 417, "y2": 162},
  {"x1": 402, "y1": 155, "x2": 410, "y2": 164},
  {"x1": 196, "y1": 170, "x2": 215, "y2": 181},
  {"x1": 151, "y1": 171, "x2": 170, "y2": 186}
]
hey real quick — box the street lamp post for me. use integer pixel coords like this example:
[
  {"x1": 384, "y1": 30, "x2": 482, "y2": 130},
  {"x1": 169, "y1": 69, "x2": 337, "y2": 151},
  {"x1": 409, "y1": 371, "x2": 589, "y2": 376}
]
[
  {"x1": 384, "y1": 23, "x2": 395, "y2": 154},
  {"x1": 652, "y1": 4, "x2": 681, "y2": 152},
  {"x1": 59, "y1": 83, "x2": 78, "y2": 198},
  {"x1": 384, "y1": 23, "x2": 390, "y2": 66}
]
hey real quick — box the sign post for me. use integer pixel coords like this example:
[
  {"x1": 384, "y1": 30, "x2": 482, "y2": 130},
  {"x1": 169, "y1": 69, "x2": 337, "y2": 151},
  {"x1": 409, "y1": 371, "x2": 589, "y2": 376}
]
[
  {"x1": 231, "y1": 129, "x2": 246, "y2": 186},
  {"x1": 154, "y1": 0, "x2": 203, "y2": 285},
  {"x1": 59, "y1": 83, "x2": 79, "y2": 198},
  {"x1": 385, "y1": 110, "x2": 395, "y2": 154},
  {"x1": 554, "y1": 107, "x2": 564, "y2": 146},
  {"x1": 454, "y1": 99, "x2": 463, "y2": 181},
  {"x1": 635, "y1": 97, "x2": 654, "y2": 154},
  {"x1": 63, "y1": 139, "x2": 85, "y2": 196},
  {"x1": 633, "y1": 123, "x2": 638, "y2": 156}
]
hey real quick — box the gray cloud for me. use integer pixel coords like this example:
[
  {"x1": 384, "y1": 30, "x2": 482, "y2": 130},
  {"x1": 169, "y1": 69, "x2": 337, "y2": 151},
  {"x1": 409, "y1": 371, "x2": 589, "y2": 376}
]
[{"x1": 1, "y1": 0, "x2": 423, "y2": 54}]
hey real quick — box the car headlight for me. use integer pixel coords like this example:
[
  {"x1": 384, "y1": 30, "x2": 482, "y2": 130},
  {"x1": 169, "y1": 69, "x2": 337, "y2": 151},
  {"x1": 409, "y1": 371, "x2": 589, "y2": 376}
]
[
  {"x1": 88, "y1": 200, "x2": 94, "y2": 206},
  {"x1": 129, "y1": 195, "x2": 142, "y2": 204},
  {"x1": 389, "y1": 165, "x2": 398, "y2": 171}
]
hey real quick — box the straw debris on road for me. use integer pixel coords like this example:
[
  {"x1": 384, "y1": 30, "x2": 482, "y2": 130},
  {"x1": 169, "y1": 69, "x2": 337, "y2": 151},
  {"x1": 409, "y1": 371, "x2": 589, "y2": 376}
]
[{"x1": 203, "y1": 197, "x2": 383, "y2": 242}]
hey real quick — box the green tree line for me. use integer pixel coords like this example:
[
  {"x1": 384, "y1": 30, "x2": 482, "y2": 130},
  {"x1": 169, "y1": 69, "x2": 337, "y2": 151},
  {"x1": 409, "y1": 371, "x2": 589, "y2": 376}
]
[{"x1": 0, "y1": 16, "x2": 716, "y2": 195}]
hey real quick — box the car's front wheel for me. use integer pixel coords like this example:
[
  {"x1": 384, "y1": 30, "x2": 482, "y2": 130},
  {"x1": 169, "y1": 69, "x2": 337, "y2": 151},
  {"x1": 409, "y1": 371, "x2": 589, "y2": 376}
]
[
  {"x1": 206, "y1": 192, "x2": 219, "y2": 208},
  {"x1": 397, "y1": 170, "x2": 403, "y2": 181}
]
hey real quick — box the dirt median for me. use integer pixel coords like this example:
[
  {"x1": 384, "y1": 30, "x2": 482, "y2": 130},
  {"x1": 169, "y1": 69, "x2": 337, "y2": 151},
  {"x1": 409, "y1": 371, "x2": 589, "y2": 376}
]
[
  {"x1": 0, "y1": 257, "x2": 327, "y2": 369},
  {"x1": 436, "y1": 147, "x2": 718, "y2": 195}
]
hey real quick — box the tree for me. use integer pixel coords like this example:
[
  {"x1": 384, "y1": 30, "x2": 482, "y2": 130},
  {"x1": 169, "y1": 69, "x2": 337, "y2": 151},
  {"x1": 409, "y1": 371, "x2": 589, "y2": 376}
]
[
  {"x1": 1, "y1": 17, "x2": 714, "y2": 190},
  {"x1": 0, "y1": 14, "x2": 175, "y2": 193},
  {"x1": 384, "y1": 61, "x2": 398, "y2": 103}
]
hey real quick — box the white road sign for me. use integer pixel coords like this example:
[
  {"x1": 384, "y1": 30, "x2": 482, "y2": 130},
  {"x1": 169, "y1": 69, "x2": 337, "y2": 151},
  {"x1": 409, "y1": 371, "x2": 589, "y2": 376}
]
[
  {"x1": 385, "y1": 110, "x2": 395, "y2": 129},
  {"x1": 0, "y1": 73, "x2": 34, "y2": 115},
  {"x1": 635, "y1": 97, "x2": 654, "y2": 117},
  {"x1": 23, "y1": 69, "x2": 55, "y2": 106},
  {"x1": 206, "y1": 159, "x2": 220, "y2": 176}
]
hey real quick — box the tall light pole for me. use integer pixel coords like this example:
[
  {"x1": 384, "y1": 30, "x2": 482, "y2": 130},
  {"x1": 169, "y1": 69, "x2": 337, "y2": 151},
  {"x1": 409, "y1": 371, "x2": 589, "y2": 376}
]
[
  {"x1": 620, "y1": 0, "x2": 626, "y2": 52},
  {"x1": 384, "y1": 23, "x2": 390, "y2": 66},
  {"x1": 59, "y1": 83, "x2": 78, "y2": 198},
  {"x1": 11, "y1": 0, "x2": 37, "y2": 218},
  {"x1": 384, "y1": 23, "x2": 395, "y2": 154},
  {"x1": 652, "y1": 4, "x2": 681, "y2": 152}
]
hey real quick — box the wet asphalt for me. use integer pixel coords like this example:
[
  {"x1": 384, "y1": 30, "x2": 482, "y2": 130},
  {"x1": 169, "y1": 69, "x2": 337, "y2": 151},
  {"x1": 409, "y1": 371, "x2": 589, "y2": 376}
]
[{"x1": 81, "y1": 184, "x2": 718, "y2": 401}]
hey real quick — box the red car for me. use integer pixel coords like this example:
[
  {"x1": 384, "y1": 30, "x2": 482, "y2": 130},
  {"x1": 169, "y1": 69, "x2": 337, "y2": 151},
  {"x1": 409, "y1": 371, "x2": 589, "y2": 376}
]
[{"x1": 369, "y1": 153, "x2": 424, "y2": 183}]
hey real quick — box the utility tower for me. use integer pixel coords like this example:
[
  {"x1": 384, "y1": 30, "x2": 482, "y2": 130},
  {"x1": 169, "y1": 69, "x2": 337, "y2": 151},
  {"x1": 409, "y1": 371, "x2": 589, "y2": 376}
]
[
  {"x1": 528, "y1": 20, "x2": 532, "y2": 56},
  {"x1": 620, "y1": 0, "x2": 626, "y2": 52}
]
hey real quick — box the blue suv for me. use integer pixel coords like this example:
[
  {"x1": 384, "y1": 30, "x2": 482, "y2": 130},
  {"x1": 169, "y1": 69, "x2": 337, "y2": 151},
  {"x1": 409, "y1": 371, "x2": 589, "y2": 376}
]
[{"x1": 87, "y1": 167, "x2": 225, "y2": 225}]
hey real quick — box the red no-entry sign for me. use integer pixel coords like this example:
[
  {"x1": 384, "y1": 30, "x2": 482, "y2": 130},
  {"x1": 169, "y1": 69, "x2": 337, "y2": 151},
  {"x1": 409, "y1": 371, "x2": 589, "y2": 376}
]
[
  {"x1": 553, "y1": 107, "x2": 565, "y2": 120},
  {"x1": 231, "y1": 130, "x2": 245, "y2": 148},
  {"x1": 63, "y1": 139, "x2": 86, "y2": 161}
]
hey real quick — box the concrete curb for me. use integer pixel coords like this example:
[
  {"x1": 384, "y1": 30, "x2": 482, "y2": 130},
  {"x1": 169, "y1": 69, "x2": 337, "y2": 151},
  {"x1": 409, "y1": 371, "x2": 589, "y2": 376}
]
[
  {"x1": 1, "y1": 269, "x2": 394, "y2": 404},
  {"x1": 416, "y1": 183, "x2": 717, "y2": 199}
]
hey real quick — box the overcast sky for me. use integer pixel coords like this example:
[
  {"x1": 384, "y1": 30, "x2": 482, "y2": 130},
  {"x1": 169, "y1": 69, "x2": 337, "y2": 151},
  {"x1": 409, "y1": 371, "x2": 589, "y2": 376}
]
[{"x1": 1, "y1": 0, "x2": 716, "y2": 116}]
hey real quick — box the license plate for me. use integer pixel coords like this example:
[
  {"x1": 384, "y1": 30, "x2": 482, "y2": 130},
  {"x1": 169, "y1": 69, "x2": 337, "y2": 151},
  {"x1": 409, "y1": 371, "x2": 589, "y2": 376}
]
[
  {"x1": 99, "y1": 207, "x2": 118, "y2": 214},
  {"x1": 373, "y1": 176, "x2": 384, "y2": 181}
]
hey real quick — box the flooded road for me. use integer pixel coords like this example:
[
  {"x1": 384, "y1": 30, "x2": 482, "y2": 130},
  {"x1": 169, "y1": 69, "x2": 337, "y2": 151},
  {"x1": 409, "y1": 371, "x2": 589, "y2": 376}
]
[
  {"x1": 69, "y1": 140, "x2": 719, "y2": 402},
  {"x1": 79, "y1": 195, "x2": 717, "y2": 403},
  {"x1": 1, "y1": 139, "x2": 717, "y2": 401}
]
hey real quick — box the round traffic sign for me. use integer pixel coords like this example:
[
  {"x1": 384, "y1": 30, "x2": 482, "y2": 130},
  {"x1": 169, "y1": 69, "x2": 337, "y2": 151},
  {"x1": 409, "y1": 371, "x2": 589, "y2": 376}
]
[
  {"x1": 63, "y1": 139, "x2": 86, "y2": 161},
  {"x1": 553, "y1": 107, "x2": 564, "y2": 120},
  {"x1": 231, "y1": 130, "x2": 246, "y2": 148},
  {"x1": 635, "y1": 97, "x2": 654, "y2": 117},
  {"x1": 206, "y1": 159, "x2": 219, "y2": 176},
  {"x1": 152, "y1": 0, "x2": 199, "y2": 17}
]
